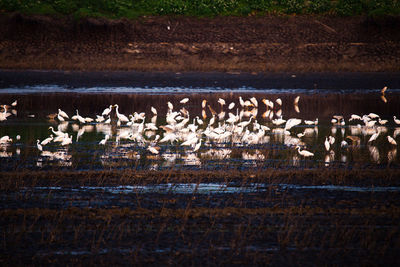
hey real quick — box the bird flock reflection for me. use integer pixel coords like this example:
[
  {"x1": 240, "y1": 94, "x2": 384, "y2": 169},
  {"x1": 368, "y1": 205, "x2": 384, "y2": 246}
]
[{"x1": 0, "y1": 90, "x2": 399, "y2": 170}]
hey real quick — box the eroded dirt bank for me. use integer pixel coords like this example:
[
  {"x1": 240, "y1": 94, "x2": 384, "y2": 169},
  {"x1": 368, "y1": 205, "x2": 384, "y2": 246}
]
[{"x1": 0, "y1": 13, "x2": 400, "y2": 72}]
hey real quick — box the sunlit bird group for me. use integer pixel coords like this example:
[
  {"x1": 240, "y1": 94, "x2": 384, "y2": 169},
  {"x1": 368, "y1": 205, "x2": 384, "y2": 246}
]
[{"x1": 1, "y1": 88, "x2": 400, "y2": 167}]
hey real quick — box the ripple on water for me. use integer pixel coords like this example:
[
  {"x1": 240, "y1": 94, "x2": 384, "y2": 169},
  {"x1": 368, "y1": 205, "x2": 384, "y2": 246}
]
[{"x1": 26, "y1": 183, "x2": 400, "y2": 194}]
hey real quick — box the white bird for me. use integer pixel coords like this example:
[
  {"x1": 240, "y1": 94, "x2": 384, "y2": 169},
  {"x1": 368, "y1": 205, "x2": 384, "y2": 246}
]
[
  {"x1": 53, "y1": 133, "x2": 66, "y2": 143},
  {"x1": 394, "y1": 116, "x2": 400, "y2": 125},
  {"x1": 193, "y1": 139, "x2": 202, "y2": 152},
  {"x1": 36, "y1": 140, "x2": 43, "y2": 151},
  {"x1": 41, "y1": 135, "x2": 53, "y2": 146},
  {"x1": 368, "y1": 113, "x2": 379, "y2": 119},
  {"x1": 218, "y1": 98, "x2": 226, "y2": 107},
  {"x1": 296, "y1": 146, "x2": 314, "y2": 157},
  {"x1": 96, "y1": 115, "x2": 105, "y2": 123},
  {"x1": 262, "y1": 98, "x2": 273, "y2": 109},
  {"x1": 202, "y1": 99, "x2": 207, "y2": 109},
  {"x1": 182, "y1": 135, "x2": 198, "y2": 147},
  {"x1": 272, "y1": 117, "x2": 286, "y2": 126},
  {"x1": 57, "y1": 113, "x2": 65, "y2": 122},
  {"x1": 209, "y1": 115, "x2": 216, "y2": 126},
  {"x1": 250, "y1": 97, "x2": 258, "y2": 107},
  {"x1": 180, "y1": 98, "x2": 189, "y2": 104},
  {"x1": 102, "y1": 105, "x2": 113, "y2": 116},
  {"x1": 0, "y1": 106, "x2": 8, "y2": 121},
  {"x1": 84, "y1": 117, "x2": 94, "y2": 123},
  {"x1": 167, "y1": 101, "x2": 174, "y2": 110},
  {"x1": 196, "y1": 116, "x2": 203, "y2": 125},
  {"x1": 284, "y1": 118, "x2": 301, "y2": 130},
  {"x1": 365, "y1": 120, "x2": 377, "y2": 127},
  {"x1": 388, "y1": 136, "x2": 397, "y2": 146},
  {"x1": 49, "y1": 126, "x2": 65, "y2": 137},
  {"x1": 72, "y1": 110, "x2": 86, "y2": 124},
  {"x1": 61, "y1": 134, "x2": 73, "y2": 146},
  {"x1": 58, "y1": 109, "x2": 69, "y2": 119},
  {"x1": 294, "y1": 104, "x2": 300, "y2": 113},
  {"x1": 239, "y1": 96, "x2": 245, "y2": 107},
  {"x1": 76, "y1": 127, "x2": 85, "y2": 141},
  {"x1": 297, "y1": 132, "x2": 305, "y2": 138},
  {"x1": 160, "y1": 133, "x2": 177, "y2": 144},
  {"x1": 145, "y1": 122, "x2": 158, "y2": 131},
  {"x1": 305, "y1": 118, "x2": 318, "y2": 125},
  {"x1": 151, "y1": 106, "x2": 157, "y2": 115},
  {"x1": 276, "y1": 98, "x2": 282, "y2": 106},
  {"x1": 114, "y1": 104, "x2": 129, "y2": 123},
  {"x1": 349, "y1": 114, "x2": 362, "y2": 121},
  {"x1": 378, "y1": 118, "x2": 388, "y2": 125},
  {"x1": 228, "y1": 102, "x2": 235, "y2": 110},
  {"x1": 368, "y1": 129, "x2": 381, "y2": 143},
  {"x1": 341, "y1": 140, "x2": 348, "y2": 147},
  {"x1": 11, "y1": 100, "x2": 17, "y2": 107},
  {"x1": 0, "y1": 135, "x2": 12, "y2": 143},
  {"x1": 99, "y1": 134, "x2": 109, "y2": 145},
  {"x1": 294, "y1": 96, "x2": 300, "y2": 105},
  {"x1": 324, "y1": 137, "x2": 330, "y2": 151},
  {"x1": 147, "y1": 146, "x2": 160, "y2": 154}
]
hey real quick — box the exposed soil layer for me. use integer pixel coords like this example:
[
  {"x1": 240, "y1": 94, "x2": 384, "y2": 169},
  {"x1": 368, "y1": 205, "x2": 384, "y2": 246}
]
[{"x1": 1, "y1": 13, "x2": 400, "y2": 72}]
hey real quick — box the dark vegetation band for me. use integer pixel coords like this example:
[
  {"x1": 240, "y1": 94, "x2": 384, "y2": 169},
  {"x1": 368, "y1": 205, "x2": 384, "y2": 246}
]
[{"x1": 1, "y1": 0, "x2": 400, "y2": 18}]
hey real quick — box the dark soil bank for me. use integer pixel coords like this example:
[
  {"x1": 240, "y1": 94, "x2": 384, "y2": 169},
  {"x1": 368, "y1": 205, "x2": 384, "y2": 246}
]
[{"x1": 0, "y1": 13, "x2": 400, "y2": 72}]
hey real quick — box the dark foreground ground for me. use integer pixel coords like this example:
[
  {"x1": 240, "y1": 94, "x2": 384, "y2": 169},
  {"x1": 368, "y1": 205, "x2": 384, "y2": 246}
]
[
  {"x1": 1, "y1": 14, "x2": 400, "y2": 72},
  {"x1": 1, "y1": 169, "x2": 400, "y2": 265}
]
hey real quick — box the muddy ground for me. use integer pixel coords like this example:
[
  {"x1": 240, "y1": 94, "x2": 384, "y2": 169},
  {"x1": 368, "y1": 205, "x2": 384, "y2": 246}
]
[
  {"x1": 1, "y1": 13, "x2": 400, "y2": 72},
  {"x1": 1, "y1": 169, "x2": 400, "y2": 265}
]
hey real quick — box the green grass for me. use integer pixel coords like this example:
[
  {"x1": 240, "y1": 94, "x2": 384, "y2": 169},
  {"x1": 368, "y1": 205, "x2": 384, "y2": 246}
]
[{"x1": 0, "y1": 0, "x2": 399, "y2": 18}]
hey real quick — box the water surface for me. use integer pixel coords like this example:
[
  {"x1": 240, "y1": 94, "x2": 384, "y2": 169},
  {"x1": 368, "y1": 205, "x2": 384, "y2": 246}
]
[{"x1": 1, "y1": 84, "x2": 399, "y2": 171}]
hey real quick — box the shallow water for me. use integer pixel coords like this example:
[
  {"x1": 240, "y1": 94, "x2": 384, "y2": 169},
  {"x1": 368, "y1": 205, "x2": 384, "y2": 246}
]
[
  {"x1": 1, "y1": 86, "x2": 400, "y2": 171},
  {"x1": 25, "y1": 183, "x2": 400, "y2": 195}
]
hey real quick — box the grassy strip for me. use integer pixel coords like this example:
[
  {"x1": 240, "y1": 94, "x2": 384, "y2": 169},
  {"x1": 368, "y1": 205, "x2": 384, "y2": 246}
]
[{"x1": 1, "y1": 0, "x2": 399, "y2": 18}]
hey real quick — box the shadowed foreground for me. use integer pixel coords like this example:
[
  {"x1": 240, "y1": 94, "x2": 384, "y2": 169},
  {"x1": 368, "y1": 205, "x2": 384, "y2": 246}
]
[{"x1": 1, "y1": 169, "x2": 400, "y2": 265}]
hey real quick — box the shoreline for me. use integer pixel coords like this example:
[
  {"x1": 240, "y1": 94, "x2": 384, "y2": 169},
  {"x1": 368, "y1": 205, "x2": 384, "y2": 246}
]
[{"x1": 1, "y1": 69, "x2": 400, "y2": 90}]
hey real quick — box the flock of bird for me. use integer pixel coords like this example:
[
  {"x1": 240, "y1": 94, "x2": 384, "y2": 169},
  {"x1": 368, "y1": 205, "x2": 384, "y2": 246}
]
[{"x1": 1, "y1": 90, "x2": 400, "y2": 167}]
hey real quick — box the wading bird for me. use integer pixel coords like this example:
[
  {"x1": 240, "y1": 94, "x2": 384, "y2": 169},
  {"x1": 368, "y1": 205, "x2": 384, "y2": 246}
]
[
  {"x1": 102, "y1": 105, "x2": 113, "y2": 117},
  {"x1": 296, "y1": 146, "x2": 314, "y2": 157},
  {"x1": 41, "y1": 135, "x2": 53, "y2": 146},
  {"x1": 36, "y1": 140, "x2": 43, "y2": 151},
  {"x1": 114, "y1": 104, "x2": 129, "y2": 123},
  {"x1": 388, "y1": 136, "x2": 397, "y2": 146},
  {"x1": 394, "y1": 116, "x2": 400, "y2": 125},
  {"x1": 180, "y1": 98, "x2": 189, "y2": 104}
]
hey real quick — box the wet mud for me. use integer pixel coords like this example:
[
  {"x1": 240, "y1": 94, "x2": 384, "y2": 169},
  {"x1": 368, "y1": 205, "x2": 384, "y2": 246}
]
[{"x1": 1, "y1": 170, "x2": 400, "y2": 265}]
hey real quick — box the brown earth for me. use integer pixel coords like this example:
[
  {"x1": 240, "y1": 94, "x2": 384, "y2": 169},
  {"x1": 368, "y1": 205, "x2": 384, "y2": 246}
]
[{"x1": 0, "y1": 13, "x2": 400, "y2": 72}]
